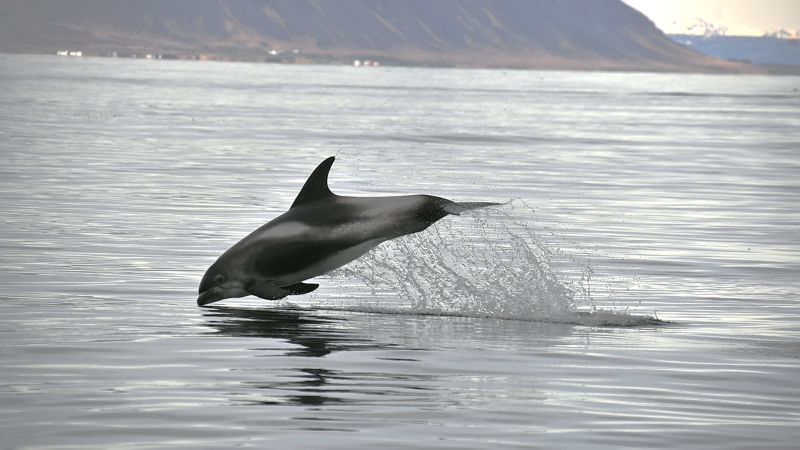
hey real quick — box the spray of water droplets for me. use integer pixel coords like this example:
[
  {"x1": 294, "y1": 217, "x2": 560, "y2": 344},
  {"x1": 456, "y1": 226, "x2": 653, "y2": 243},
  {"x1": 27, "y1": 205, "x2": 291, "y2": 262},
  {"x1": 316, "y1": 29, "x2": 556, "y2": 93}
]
[{"x1": 303, "y1": 201, "x2": 661, "y2": 326}]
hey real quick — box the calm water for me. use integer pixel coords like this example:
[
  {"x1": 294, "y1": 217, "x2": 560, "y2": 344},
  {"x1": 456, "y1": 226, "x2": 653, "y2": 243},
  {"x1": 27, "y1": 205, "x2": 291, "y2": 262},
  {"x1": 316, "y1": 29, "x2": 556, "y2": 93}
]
[{"x1": 1, "y1": 54, "x2": 799, "y2": 449}]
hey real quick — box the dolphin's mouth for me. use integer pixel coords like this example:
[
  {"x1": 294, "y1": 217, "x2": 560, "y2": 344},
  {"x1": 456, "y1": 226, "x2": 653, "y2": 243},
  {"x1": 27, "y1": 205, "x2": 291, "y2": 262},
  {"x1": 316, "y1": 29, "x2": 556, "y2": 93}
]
[
  {"x1": 197, "y1": 284, "x2": 249, "y2": 306},
  {"x1": 197, "y1": 288, "x2": 225, "y2": 306}
]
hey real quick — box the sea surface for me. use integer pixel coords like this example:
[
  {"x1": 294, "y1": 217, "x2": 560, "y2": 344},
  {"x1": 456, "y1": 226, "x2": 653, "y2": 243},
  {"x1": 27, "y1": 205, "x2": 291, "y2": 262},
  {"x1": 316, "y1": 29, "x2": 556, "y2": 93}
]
[{"x1": 1, "y1": 54, "x2": 799, "y2": 449}]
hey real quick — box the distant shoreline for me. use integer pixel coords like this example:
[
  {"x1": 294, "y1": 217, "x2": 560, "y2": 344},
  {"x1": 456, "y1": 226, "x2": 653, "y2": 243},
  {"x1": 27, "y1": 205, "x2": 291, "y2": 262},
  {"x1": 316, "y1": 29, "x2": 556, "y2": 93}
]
[{"x1": 3, "y1": 49, "x2": 799, "y2": 76}]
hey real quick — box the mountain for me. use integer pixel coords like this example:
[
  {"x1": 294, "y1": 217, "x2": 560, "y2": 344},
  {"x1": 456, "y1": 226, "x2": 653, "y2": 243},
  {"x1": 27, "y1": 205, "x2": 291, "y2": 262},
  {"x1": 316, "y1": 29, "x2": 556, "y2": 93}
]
[
  {"x1": 682, "y1": 18, "x2": 730, "y2": 38},
  {"x1": 764, "y1": 29, "x2": 800, "y2": 40},
  {"x1": 671, "y1": 34, "x2": 800, "y2": 66},
  {"x1": 0, "y1": 0, "x2": 756, "y2": 72}
]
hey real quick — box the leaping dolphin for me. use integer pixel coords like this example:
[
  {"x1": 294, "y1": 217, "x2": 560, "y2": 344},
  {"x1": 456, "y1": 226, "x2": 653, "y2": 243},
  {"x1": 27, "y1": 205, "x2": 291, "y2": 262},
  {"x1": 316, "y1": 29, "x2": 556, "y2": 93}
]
[{"x1": 198, "y1": 157, "x2": 499, "y2": 306}]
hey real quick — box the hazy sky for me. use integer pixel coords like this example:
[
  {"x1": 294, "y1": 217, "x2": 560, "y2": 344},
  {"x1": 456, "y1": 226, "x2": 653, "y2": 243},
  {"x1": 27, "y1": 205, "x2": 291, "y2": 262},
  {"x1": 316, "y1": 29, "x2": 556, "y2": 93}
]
[{"x1": 623, "y1": 0, "x2": 800, "y2": 35}]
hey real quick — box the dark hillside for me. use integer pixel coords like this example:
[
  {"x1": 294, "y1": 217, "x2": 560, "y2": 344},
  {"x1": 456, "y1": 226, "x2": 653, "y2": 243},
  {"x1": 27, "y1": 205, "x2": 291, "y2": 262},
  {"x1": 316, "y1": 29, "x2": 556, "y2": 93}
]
[{"x1": 0, "y1": 0, "x2": 755, "y2": 72}]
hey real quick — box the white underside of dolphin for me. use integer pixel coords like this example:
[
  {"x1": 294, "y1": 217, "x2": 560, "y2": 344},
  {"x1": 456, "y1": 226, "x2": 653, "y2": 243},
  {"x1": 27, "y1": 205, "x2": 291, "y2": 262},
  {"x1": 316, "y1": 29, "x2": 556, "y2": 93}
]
[{"x1": 197, "y1": 156, "x2": 499, "y2": 306}]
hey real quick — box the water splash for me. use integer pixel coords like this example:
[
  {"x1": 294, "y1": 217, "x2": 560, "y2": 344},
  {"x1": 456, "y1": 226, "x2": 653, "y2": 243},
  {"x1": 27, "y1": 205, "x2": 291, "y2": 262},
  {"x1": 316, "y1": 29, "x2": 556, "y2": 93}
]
[{"x1": 310, "y1": 202, "x2": 662, "y2": 326}]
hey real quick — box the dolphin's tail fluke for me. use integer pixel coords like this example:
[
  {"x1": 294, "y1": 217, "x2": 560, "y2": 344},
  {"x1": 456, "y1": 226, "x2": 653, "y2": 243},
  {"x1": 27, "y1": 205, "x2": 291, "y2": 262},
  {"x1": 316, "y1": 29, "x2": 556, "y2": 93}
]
[{"x1": 443, "y1": 201, "x2": 501, "y2": 216}]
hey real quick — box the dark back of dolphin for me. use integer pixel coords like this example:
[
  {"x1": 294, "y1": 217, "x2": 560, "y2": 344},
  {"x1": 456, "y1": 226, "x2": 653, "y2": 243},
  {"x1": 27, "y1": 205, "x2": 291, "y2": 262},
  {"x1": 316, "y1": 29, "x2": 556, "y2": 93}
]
[{"x1": 292, "y1": 156, "x2": 497, "y2": 216}]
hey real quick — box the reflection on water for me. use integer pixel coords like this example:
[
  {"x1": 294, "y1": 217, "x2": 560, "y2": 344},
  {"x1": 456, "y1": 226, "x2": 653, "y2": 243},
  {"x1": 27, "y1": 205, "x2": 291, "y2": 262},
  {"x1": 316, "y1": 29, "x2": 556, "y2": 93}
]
[
  {"x1": 1, "y1": 54, "x2": 799, "y2": 449},
  {"x1": 203, "y1": 306, "x2": 373, "y2": 357},
  {"x1": 200, "y1": 306, "x2": 577, "y2": 411}
]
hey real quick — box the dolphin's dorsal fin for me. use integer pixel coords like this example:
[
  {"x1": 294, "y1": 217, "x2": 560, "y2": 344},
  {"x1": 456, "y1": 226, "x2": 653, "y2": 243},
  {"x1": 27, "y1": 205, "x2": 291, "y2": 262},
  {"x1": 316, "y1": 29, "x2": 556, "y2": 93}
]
[{"x1": 291, "y1": 156, "x2": 336, "y2": 208}]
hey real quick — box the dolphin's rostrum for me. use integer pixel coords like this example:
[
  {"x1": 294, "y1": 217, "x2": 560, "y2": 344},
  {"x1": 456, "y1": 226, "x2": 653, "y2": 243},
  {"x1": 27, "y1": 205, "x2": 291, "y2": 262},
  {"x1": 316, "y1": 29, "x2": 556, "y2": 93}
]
[{"x1": 198, "y1": 157, "x2": 499, "y2": 306}]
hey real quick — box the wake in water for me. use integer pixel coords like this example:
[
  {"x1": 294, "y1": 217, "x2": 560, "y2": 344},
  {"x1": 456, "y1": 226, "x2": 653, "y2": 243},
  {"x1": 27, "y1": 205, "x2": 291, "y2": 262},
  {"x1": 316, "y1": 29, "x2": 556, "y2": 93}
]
[{"x1": 306, "y1": 201, "x2": 662, "y2": 326}]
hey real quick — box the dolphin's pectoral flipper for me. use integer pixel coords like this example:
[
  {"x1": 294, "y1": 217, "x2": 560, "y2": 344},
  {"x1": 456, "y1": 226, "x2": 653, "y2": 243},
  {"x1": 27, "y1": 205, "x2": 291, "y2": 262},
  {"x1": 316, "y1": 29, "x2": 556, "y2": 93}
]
[
  {"x1": 283, "y1": 282, "x2": 319, "y2": 295},
  {"x1": 246, "y1": 280, "x2": 290, "y2": 301},
  {"x1": 443, "y1": 201, "x2": 501, "y2": 216}
]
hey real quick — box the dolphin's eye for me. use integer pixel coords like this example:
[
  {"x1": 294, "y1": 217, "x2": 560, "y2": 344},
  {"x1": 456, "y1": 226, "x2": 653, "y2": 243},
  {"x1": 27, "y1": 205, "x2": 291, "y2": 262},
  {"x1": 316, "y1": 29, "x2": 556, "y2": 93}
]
[{"x1": 214, "y1": 274, "x2": 226, "y2": 284}]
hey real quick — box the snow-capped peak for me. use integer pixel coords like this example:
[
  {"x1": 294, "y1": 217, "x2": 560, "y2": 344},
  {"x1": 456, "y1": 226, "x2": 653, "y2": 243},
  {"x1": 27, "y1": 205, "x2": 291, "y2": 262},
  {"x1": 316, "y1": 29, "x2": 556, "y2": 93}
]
[
  {"x1": 763, "y1": 28, "x2": 800, "y2": 40},
  {"x1": 685, "y1": 18, "x2": 728, "y2": 37}
]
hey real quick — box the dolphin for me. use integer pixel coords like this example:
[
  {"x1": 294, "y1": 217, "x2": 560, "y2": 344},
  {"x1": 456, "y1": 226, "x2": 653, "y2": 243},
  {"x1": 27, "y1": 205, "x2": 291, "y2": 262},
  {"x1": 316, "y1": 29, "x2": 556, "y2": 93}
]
[{"x1": 198, "y1": 156, "x2": 499, "y2": 306}]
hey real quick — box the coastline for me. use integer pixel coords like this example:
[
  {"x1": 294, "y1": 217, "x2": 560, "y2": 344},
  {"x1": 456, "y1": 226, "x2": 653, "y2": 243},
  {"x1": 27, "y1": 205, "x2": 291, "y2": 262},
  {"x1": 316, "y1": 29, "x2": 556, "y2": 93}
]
[{"x1": 3, "y1": 48, "x2": 799, "y2": 76}]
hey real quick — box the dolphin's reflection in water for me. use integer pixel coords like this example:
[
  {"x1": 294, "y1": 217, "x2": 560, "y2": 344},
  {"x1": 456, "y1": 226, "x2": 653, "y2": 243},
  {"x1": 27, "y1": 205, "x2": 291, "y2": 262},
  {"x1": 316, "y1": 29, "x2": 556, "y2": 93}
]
[
  {"x1": 200, "y1": 306, "x2": 437, "y2": 407},
  {"x1": 202, "y1": 305, "x2": 388, "y2": 357}
]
